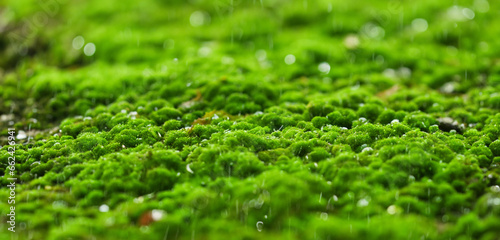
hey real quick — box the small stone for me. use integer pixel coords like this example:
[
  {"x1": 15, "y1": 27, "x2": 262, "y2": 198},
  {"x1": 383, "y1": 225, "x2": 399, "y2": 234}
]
[{"x1": 438, "y1": 117, "x2": 464, "y2": 133}]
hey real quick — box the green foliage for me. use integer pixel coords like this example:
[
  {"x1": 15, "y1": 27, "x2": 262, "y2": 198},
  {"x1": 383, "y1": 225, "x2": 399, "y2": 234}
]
[
  {"x1": 146, "y1": 168, "x2": 176, "y2": 192},
  {"x1": 327, "y1": 109, "x2": 357, "y2": 128},
  {"x1": 114, "y1": 129, "x2": 140, "y2": 147},
  {"x1": 150, "y1": 107, "x2": 182, "y2": 125},
  {"x1": 75, "y1": 133, "x2": 107, "y2": 152},
  {"x1": 489, "y1": 140, "x2": 500, "y2": 156},
  {"x1": 1, "y1": 0, "x2": 500, "y2": 239}
]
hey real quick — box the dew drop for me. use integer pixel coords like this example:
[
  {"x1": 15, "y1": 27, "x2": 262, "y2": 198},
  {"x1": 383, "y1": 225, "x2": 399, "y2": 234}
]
[
  {"x1": 284, "y1": 54, "x2": 296, "y2": 65},
  {"x1": 186, "y1": 163, "x2": 194, "y2": 174},
  {"x1": 151, "y1": 209, "x2": 165, "y2": 221},
  {"x1": 256, "y1": 221, "x2": 263, "y2": 232},
  {"x1": 343, "y1": 34, "x2": 360, "y2": 49},
  {"x1": 318, "y1": 62, "x2": 331, "y2": 74},
  {"x1": 387, "y1": 205, "x2": 397, "y2": 215},
  {"x1": 72, "y1": 36, "x2": 85, "y2": 49},
  {"x1": 99, "y1": 204, "x2": 109, "y2": 212},
  {"x1": 17, "y1": 130, "x2": 27, "y2": 139},
  {"x1": 357, "y1": 198, "x2": 369, "y2": 207},
  {"x1": 411, "y1": 18, "x2": 428, "y2": 32},
  {"x1": 83, "y1": 43, "x2": 96, "y2": 56},
  {"x1": 190, "y1": 11, "x2": 208, "y2": 27}
]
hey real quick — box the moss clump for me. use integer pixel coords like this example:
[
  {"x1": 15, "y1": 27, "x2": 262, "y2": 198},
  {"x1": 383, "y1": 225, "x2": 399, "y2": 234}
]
[
  {"x1": 75, "y1": 133, "x2": 107, "y2": 152},
  {"x1": 114, "y1": 129, "x2": 140, "y2": 147},
  {"x1": 327, "y1": 109, "x2": 357, "y2": 128},
  {"x1": 150, "y1": 107, "x2": 182, "y2": 125},
  {"x1": 146, "y1": 168, "x2": 176, "y2": 192},
  {"x1": 489, "y1": 140, "x2": 500, "y2": 157}
]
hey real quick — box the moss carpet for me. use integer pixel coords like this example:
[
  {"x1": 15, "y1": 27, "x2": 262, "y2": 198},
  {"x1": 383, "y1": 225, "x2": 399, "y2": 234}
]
[{"x1": 1, "y1": 0, "x2": 500, "y2": 239}]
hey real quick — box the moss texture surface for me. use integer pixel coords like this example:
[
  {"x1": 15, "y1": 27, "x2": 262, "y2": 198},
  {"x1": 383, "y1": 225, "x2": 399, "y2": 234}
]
[{"x1": 1, "y1": 0, "x2": 500, "y2": 239}]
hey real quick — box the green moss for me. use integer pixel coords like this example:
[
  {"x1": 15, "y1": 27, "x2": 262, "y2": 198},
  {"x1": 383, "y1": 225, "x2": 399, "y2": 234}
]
[
  {"x1": 114, "y1": 129, "x2": 140, "y2": 147},
  {"x1": 404, "y1": 113, "x2": 438, "y2": 132},
  {"x1": 489, "y1": 140, "x2": 500, "y2": 156},
  {"x1": 75, "y1": 133, "x2": 107, "y2": 152},
  {"x1": 307, "y1": 148, "x2": 331, "y2": 162},
  {"x1": 326, "y1": 108, "x2": 357, "y2": 128},
  {"x1": 85, "y1": 190, "x2": 105, "y2": 206},
  {"x1": 289, "y1": 141, "x2": 313, "y2": 157},
  {"x1": 150, "y1": 107, "x2": 182, "y2": 125},
  {"x1": 357, "y1": 103, "x2": 383, "y2": 122},
  {"x1": 2, "y1": 0, "x2": 500, "y2": 239},
  {"x1": 146, "y1": 168, "x2": 176, "y2": 192}
]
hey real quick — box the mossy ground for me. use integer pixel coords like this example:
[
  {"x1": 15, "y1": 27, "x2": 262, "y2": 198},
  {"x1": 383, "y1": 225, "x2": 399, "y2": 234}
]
[{"x1": 1, "y1": 0, "x2": 500, "y2": 239}]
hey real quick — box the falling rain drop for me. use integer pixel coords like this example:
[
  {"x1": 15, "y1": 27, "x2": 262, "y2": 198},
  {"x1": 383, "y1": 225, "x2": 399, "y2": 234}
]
[
  {"x1": 198, "y1": 46, "x2": 212, "y2": 57},
  {"x1": 186, "y1": 163, "x2": 194, "y2": 174},
  {"x1": 462, "y1": 8, "x2": 475, "y2": 19},
  {"x1": 387, "y1": 205, "x2": 397, "y2": 215},
  {"x1": 411, "y1": 18, "x2": 428, "y2": 33},
  {"x1": 255, "y1": 49, "x2": 267, "y2": 61},
  {"x1": 72, "y1": 36, "x2": 85, "y2": 49},
  {"x1": 221, "y1": 56, "x2": 235, "y2": 65},
  {"x1": 84, "y1": 43, "x2": 96, "y2": 56},
  {"x1": 344, "y1": 34, "x2": 360, "y2": 49},
  {"x1": 17, "y1": 130, "x2": 27, "y2": 139},
  {"x1": 190, "y1": 11, "x2": 207, "y2": 27},
  {"x1": 284, "y1": 54, "x2": 296, "y2": 65},
  {"x1": 474, "y1": 0, "x2": 490, "y2": 13},
  {"x1": 256, "y1": 221, "x2": 263, "y2": 232},
  {"x1": 357, "y1": 198, "x2": 369, "y2": 207},
  {"x1": 151, "y1": 209, "x2": 165, "y2": 221},
  {"x1": 361, "y1": 23, "x2": 385, "y2": 40},
  {"x1": 447, "y1": 6, "x2": 475, "y2": 22},
  {"x1": 318, "y1": 62, "x2": 330, "y2": 74},
  {"x1": 99, "y1": 204, "x2": 109, "y2": 212}
]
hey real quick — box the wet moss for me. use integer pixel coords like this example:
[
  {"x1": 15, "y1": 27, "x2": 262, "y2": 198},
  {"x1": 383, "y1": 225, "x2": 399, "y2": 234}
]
[
  {"x1": 150, "y1": 107, "x2": 182, "y2": 125},
  {"x1": 2, "y1": 0, "x2": 500, "y2": 239},
  {"x1": 146, "y1": 168, "x2": 176, "y2": 192},
  {"x1": 489, "y1": 140, "x2": 500, "y2": 157},
  {"x1": 327, "y1": 109, "x2": 357, "y2": 128}
]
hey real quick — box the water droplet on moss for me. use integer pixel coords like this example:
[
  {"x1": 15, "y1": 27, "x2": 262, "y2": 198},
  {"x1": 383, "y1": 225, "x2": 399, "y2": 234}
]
[
  {"x1": 186, "y1": 163, "x2": 194, "y2": 174},
  {"x1": 284, "y1": 54, "x2": 296, "y2": 65},
  {"x1": 83, "y1": 43, "x2": 96, "y2": 56},
  {"x1": 357, "y1": 198, "x2": 370, "y2": 207},
  {"x1": 344, "y1": 34, "x2": 360, "y2": 49},
  {"x1": 411, "y1": 18, "x2": 428, "y2": 33},
  {"x1": 190, "y1": 11, "x2": 209, "y2": 27},
  {"x1": 362, "y1": 147, "x2": 373, "y2": 152},
  {"x1": 17, "y1": 130, "x2": 27, "y2": 139},
  {"x1": 256, "y1": 221, "x2": 263, "y2": 232},
  {"x1": 255, "y1": 49, "x2": 267, "y2": 61},
  {"x1": 99, "y1": 204, "x2": 109, "y2": 212},
  {"x1": 72, "y1": 36, "x2": 85, "y2": 49},
  {"x1": 387, "y1": 205, "x2": 397, "y2": 215},
  {"x1": 318, "y1": 62, "x2": 331, "y2": 74},
  {"x1": 151, "y1": 210, "x2": 165, "y2": 221}
]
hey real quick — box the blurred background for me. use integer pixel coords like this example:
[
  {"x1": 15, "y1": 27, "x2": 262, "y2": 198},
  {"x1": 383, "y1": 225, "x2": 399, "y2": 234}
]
[{"x1": 1, "y1": 0, "x2": 499, "y2": 128}]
